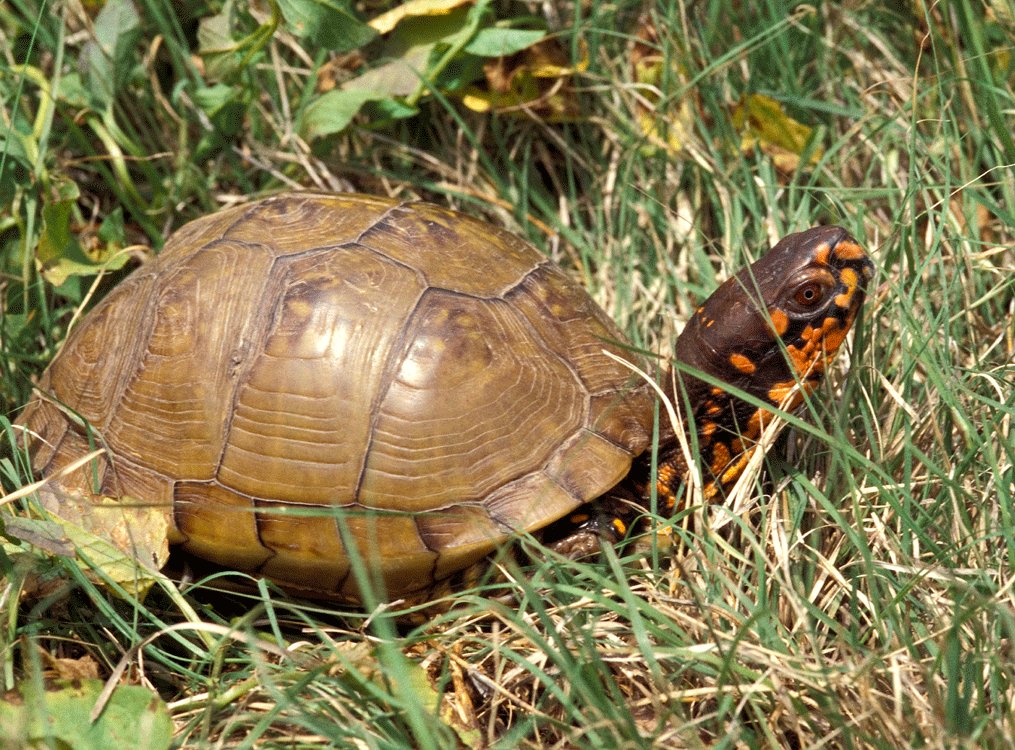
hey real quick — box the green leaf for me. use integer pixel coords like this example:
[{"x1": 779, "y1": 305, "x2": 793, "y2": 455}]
[
  {"x1": 302, "y1": 89, "x2": 386, "y2": 139},
  {"x1": 463, "y1": 27, "x2": 546, "y2": 57},
  {"x1": 56, "y1": 72, "x2": 90, "y2": 108},
  {"x1": 197, "y1": 1, "x2": 246, "y2": 81},
  {"x1": 192, "y1": 84, "x2": 251, "y2": 159},
  {"x1": 0, "y1": 129, "x2": 32, "y2": 206},
  {"x1": 98, "y1": 207, "x2": 126, "y2": 247},
  {"x1": 277, "y1": 0, "x2": 376, "y2": 52},
  {"x1": 0, "y1": 679, "x2": 172, "y2": 750},
  {"x1": 35, "y1": 182, "x2": 133, "y2": 286},
  {"x1": 24, "y1": 480, "x2": 172, "y2": 598},
  {"x1": 365, "y1": 97, "x2": 420, "y2": 124},
  {"x1": 78, "y1": 0, "x2": 141, "y2": 111}
]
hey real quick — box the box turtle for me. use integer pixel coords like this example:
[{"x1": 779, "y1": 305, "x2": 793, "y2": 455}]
[{"x1": 16, "y1": 193, "x2": 873, "y2": 602}]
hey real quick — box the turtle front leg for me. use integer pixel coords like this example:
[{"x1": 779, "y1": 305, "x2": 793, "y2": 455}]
[
  {"x1": 542, "y1": 496, "x2": 637, "y2": 557},
  {"x1": 542, "y1": 453, "x2": 685, "y2": 558}
]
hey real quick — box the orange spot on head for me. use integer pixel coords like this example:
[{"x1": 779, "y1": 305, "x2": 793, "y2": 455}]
[
  {"x1": 839, "y1": 267, "x2": 859, "y2": 290},
  {"x1": 729, "y1": 352, "x2": 756, "y2": 374},
  {"x1": 813, "y1": 243, "x2": 831, "y2": 265},
  {"x1": 835, "y1": 267, "x2": 859, "y2": 307},
  {"x1": 768, "y1": 309, "x2": 789, "y2": 337},
  {"x1": 784, "y1": 344, "x2": 813, "y2": 377},
  {"x1": 710, "y1": 387, "x2": 724, "y2": 396},
  {"x1": 832, "y1": 240, "x2": 866, "y2": 261}
]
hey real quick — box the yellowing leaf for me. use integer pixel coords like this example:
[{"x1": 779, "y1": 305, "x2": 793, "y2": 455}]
[
  {"x1": 637, "y1": 108, "x2": 691, "y2": 155},
  {"x1": 733, "y1": 94, "x2": 824, "y2": 173},
  {"x1": 370, "y1": 0, "x2": 472, "y2": 35},
  {"x1": 461, "y1": 38, "x2": 587, "y2": 121},
  {"x1": 31, "y1": 483, "x2": 172, "y2": 598},
  {"x1": 628, "y1": 15, "x2": 694, "y2": 156}
]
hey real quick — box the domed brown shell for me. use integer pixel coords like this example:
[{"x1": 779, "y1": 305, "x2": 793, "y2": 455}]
[{"x1": 19, "y1": 193, "x2": 657, "y2": 599}]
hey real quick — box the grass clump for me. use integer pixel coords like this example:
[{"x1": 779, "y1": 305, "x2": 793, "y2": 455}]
[{"x1": 2, "y1": 0, "x2": 1013, "y2": 747}]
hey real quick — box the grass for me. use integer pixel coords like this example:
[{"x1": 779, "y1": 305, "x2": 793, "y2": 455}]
[{"x1": 2, "y1": 0, "x2": 1014, "y2": 747}]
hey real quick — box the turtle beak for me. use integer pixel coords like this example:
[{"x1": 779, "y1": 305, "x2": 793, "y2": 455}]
[
  {"x1": 860, "y1": 255, "x2": 875, "y2": 288},
  {"x1": 830, "y1": 231, "x2": 875, "y2": 295}
]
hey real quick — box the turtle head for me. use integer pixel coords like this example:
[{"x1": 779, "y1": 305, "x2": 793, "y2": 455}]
[{"x1": 667, "y1": 226, "x2": 873, "y2": 498}]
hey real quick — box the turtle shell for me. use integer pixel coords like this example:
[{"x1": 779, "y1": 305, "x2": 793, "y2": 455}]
[{"x1": 19, "y1": 193, "x2": 657, "y2": 599}]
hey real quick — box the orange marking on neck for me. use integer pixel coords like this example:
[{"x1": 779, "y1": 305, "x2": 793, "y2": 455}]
[
  {"x1": 768, "y1": 379, "x2": 805, "y2": 407},
  {"x1": 709, "y1": 441, "x2": 731, "y2": 477},
  {"x1": 729, "y1": 352, "x2": 756, "y2": 374},
  {"x1": 719, "y1": 449, "x2": 756, "y2": 486},
  {"x1": 655, "y1": 462, "x2": 680, "y2": 513},
  {"x1": 743, "y1": 409, "x2": 768, "y2": 439}
]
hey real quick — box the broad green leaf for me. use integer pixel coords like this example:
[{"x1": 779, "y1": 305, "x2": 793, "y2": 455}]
[
  {"x1": 0, "y1": 130, "x2": 31, "y2": 205},
  {"x1": 277, "y1": 0, "x2": 376, "y2": 52},
  {"x1": 0, "y1": 679, "x2": 171, "y2": 750},
  {"x1": 463, "y1": 27, "x2": 546, "y2": 57},
  {"x1": 341, "y1": 45, "x2": 433, "y2": 98},
  {"x1": 302, "y1": 89, "x2": 387, "y2": 139},
  {"x1": 341, "y1": 5, "x2": 472, "y2": 99},
  {"x1": 79, "y1": 0, "x2": 141, "y2": 111},
  {"x1": 56, "y1": 72, "x2": 90, "y2": 108},
  {"x1": 197, "y1": 1, "x2": 247, "y2": 81},
  {"x1": 192, "y1": 84, "x2": 252, "y2": 159},
  {"x1": 367, "y1": 97, "x2": 420, "y2": 122},
  {"x1": 98, "y1": 207, "x2": 126, "y2": 247},
  {"x1": 36, "y1": 183, "x2": 91, "y2": 286},
  {"x1": 197, "y1": 0, "x2": 236, "y2": 52},
  {"x1": 35, "y1": 183, "x2": 134, "y2": 285}
]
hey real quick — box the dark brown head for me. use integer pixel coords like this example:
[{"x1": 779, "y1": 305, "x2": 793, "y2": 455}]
[{"x1": 667, "y1": 226, "x2": 873, "y2": 498}]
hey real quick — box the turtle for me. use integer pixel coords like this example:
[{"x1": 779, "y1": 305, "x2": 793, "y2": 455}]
[{"x1": 15, "y1": 192, "x2": 873, "y2": 602}]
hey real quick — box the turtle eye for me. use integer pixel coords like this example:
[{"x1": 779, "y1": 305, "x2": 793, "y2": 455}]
[
  {"x1": 794, "y1": 281, "x2": 824, "y2": 307},
  {"x1": 783, "y1": 269, "x2": 835, "y2": 313}
]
